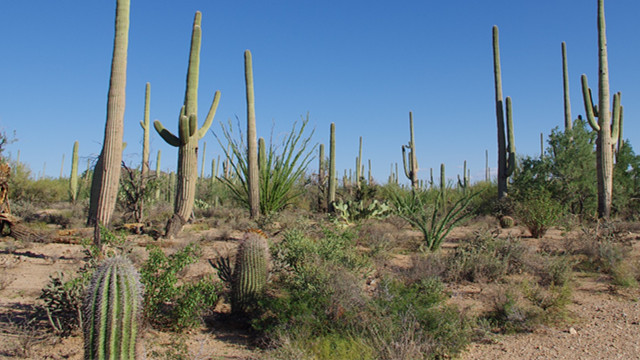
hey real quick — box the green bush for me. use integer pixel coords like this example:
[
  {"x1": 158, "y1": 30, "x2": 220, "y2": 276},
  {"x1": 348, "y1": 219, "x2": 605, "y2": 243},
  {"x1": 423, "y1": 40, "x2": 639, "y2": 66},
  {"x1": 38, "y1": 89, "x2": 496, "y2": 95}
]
[
  {"x1": 140, "y1": 243, "x2": 222, "y2": 331},
  {"x1": 515, "y1": 189, "x2": 564, "y2": 238}
]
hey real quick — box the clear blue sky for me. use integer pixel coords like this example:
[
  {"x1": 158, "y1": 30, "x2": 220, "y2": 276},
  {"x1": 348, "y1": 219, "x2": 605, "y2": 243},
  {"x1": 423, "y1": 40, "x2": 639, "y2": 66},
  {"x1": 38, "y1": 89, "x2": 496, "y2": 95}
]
[{"x1": 1, "y1": 1, "x2": 638, "y2": 185}]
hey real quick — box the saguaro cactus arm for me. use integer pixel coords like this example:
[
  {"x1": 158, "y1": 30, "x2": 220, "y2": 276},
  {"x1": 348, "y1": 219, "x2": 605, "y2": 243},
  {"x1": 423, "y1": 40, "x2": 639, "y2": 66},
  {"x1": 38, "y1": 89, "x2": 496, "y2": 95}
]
[
  {"x1": 505, "y1": 96, "x2": 516, "y2": 177},
  {"x1": 581, "y1": 75, "x2": 600, "y2": 131}
]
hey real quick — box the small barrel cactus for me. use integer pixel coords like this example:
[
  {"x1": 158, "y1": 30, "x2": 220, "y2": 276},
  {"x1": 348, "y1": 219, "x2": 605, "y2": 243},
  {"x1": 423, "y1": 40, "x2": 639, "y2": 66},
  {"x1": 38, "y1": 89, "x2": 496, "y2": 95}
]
[
  {"x1": 499, "y1": 215, "x2": 515, "y2": 229},
  {"x1": 232, "y1": 230, "x2": 270, "y2": 314},
  {"x1": 83, "y1": 256, "x2": 143, "y2": 360}
]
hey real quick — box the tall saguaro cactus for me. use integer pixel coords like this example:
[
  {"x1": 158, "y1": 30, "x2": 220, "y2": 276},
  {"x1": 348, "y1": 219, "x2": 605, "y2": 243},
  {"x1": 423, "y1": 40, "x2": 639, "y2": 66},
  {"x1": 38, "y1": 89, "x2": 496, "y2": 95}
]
[
  {"x1": 580, "y1": 0, "x2": 621, "y2": 219},
  {"x1": 356, "y1": 136, "x2": 363, "y2": 188},
  {"x1": 328, "y1": 123, "x2": 336, "y2": 212},
  {"x1": 83, "y1": 256, "x2": 142, "y2": 360},
  {"x1": 69, "y1": 141, "x2": 79, "y2": 203},
  {"x1": 155, "y1": 150, "x2": 161, "y2": 201},
  {"x1": 245, "y1": 50, "x2": 260, "y2": 219},
  {"x1": 561, "y1": 42, "x2": 572, "y2": 131},
  {"x1": 492, "y1": 25, "x2": 516, "y2": 199},
  {"x1": 154, "y1": 12, "x2": 221, "y2": 238},
  {"x1": 402, "y1": 112, "x2": 419, "y2": 190},
  {"x1": 87, "y1": 0, "x2": 130, "y2": 247},
  {"x1": 140, "y1": 83, "x2": 151, "y2": 177}
]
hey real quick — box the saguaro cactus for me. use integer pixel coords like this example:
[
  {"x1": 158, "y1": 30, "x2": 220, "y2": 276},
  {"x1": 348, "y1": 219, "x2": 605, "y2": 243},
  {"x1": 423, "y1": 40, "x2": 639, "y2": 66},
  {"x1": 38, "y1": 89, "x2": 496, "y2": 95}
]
[
  {"x1": 245, "y1": 50, "x2": 260, "y2": 219},
  {"x1": 401, "y1": 112, "x2": 419, "y2": 190},
  {"x1": 580, "y1": 0, "x2": 621, "y2": 219},
  {"x1": 69, "y1": 141, "x2": 79, "y2": 203},
  {"x1": 87, "y1": 0, "x2": 130, "y2": 246},
  {"x1": 154, "y1": 12, "x2": 221, "y2": 238},
  {"x1": 155, "y1": 150, "x2": 161, "y2": 201},
  {"x1": 561, "y1": 42, "x2": 572, "y2": 131},
  {"x1": 356, "y1": 136, "x2": 363, "y2": 188},
  {"x1": 492, "y1": 25, "x2": 516, "y2": 199},
  {"x1": 200, "y1": 141, "x2": 207, "y2": 179},
  {"x1": 232, "y1": 231, "x2": 270, "y2": 314},
  {"x1": 83, "y1": 256, "x2": 142, "y2": 360},
  {"x1": 457, "y1": 160, "x2": 469, "y2": 193},
  {"x1": 328, "y1": 123, "x2": 336, "y2": 212},
  {"x1": 140, "y1": 83, "x2": 151, "y2": 177}
]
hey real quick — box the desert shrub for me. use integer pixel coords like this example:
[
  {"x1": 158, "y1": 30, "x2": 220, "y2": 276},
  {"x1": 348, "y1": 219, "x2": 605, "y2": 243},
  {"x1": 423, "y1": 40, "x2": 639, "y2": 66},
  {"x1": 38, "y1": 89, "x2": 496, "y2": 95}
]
[
  {"x1": 515, "y1": 189, "x2": 564, "y2": 238},
  {"x1": 613, "y1": 141, "x2": 640, "y2": 219},
  {"x1": 445, "y1": 231, "x2": 531, "y2": 283},
  {"x1": 9, "y1": 164, "x2": 68, "y2": 205},
  {"x1": 387, "y1": 187, "x2": 478, "y2": 251},
  {"x1": 140, "y1": 243, "x2": 222, "y2": 331}
]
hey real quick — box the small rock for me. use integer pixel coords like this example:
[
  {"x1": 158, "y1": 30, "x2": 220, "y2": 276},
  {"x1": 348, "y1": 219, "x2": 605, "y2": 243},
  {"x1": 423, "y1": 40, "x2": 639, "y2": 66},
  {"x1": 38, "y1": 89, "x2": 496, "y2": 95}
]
[{"x1": 569, "y1": 327, "x2": 578, "y2": 335}]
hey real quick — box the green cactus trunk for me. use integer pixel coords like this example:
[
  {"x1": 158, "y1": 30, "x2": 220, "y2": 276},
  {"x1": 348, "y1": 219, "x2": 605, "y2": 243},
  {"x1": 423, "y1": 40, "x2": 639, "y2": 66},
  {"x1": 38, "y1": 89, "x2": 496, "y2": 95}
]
[
  {"x1": 245, "y1": 50, "x2": 260, "y2": 219},
  {"x1": 457, "y1": 160, "x2": 469, "y2": 193},
  {"x1": 154, "y1": 12, "x2": 220, "y2": 238},
  {"x1": 580, "y1": 0, "x2": 620, "y2": 219},
  {"x1": 200, "y1": 141, "x2": 207, "y2": 179},
  {"x1": 83, "y1": 256, "x2": 142, "y2": 360},
  {"x1": 232, "y1": 231, "x2": 270, "y2": 314},
  {"x1": 440, "y1": 163, "x2": 446, "y2": 207},
  {"x1": 356, "y1": 136, "x2": 362, "y2": 188},
  {"x1": 87, "y1": 0, "x2": 130, "y2": 247},
  {"x1": 492, "y1": 25, "x2": 516, "y2": 200},
  {"x1": 140, "y1": 83, "x2": 151, "y2": 178},
  {"x1": 561, "y1": 42, "x2": 572, "y2": 131},
  {"x1": 328, "y1": 123, "x2": 336, "y2": 212},
  {"x1": 70, "y1": 141, "x2": 79, "y2": 203},
  {"x1": 155, "y1": 150, "x2": 161, "y2": 201},
  {"x1": 402, "y1": 112, "x2": 419, "y2": 190}
]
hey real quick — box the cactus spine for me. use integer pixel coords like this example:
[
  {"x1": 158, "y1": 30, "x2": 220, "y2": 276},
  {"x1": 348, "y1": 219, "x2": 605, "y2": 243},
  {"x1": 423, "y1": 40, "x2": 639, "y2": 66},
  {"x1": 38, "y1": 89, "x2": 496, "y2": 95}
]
[
  {"x1": 492, "y1": 25, "x2": 516, "y2": 199},
  {"x1": 87, "y1": 0, "x2": 130, "y2": 247},
  {"x1": 580, "y1": 0, "x2": 620, "y2": 219},
  {"x1": 328, "y1": 123, "x2": 336, "y2": 212},
  {"x1": 83, "y1": 256, "x2": 142, "y2": 360},
  {"x1": 70, "y1": 141, "x2": 79, "y2": 203},
  {"x1": 561, "y1": 42, "x2": 572, "y2": 131},
  {"x1": 402, "y1": 111, "x2": 419, "y2": 190},
  {"x1": 232, "y1": 231, "x2": 270, "y2": 314},
  {"x1": 154, "y1": 12, "x2": 220, "y2": 237}
]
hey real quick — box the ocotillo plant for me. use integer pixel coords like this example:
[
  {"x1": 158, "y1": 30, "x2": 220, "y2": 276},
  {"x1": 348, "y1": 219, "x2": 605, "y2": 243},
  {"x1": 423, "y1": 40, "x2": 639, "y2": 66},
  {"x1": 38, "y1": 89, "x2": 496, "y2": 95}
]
[
  {"x1": 154, "y1": 12, "x2": 221, "y2": 238},
  {"x1": 561, "y1": 42, "x2": 572, "y2": 131},
  {"x1": 87, "y1": 0, "x2": 130, "y2": 247},
  {"x1": 492, "y1": 25, "x2": 516, "y2": 199},
  {"x1": 83, "y1": 256, "x2": 142, "y2": 360},
  {"x1": 401, "y1": 112, "x2": 419, "y2": 190},
  {"x1": 69, "y1": 141, "x2": 79, "y2": 203},
  {"x1": 580, "y1": 0, "x2": 621, "y2": 219},
  {"x1": 328, "y1": 123, "x2": 336, "y2": 212},
  {"x1": 232, "y1": 231, "x2": 270, "y2": 314}
]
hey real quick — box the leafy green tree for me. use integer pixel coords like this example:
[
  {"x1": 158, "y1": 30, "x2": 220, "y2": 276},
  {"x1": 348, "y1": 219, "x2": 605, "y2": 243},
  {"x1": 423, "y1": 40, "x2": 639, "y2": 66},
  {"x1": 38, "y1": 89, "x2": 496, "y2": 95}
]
[{"x1": 613, "y1": 141, "x2": 640, "y2": 217}]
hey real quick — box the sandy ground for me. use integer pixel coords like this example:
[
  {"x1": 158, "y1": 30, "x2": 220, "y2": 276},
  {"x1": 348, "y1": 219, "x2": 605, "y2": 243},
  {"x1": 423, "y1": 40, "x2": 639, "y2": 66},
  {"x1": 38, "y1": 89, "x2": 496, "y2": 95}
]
[{"x1": 1, "y1": 224, "x2": 639, "y2": 359}]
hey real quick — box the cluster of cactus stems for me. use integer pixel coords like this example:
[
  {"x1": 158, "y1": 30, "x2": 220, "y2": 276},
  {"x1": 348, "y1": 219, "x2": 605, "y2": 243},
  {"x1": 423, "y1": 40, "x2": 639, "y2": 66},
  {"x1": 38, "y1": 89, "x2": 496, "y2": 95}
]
[
  {"x1": 83, "y1": 256, "x2": 142, "y2": 360},
  {"x1": 328, "y1": 123, "x2": 336, "y2": 212},
  {"x1": 401, "y1": 112, "x2": 419, "y2": 190},
  {"x1": 492, "y1": 25, "x2": 516, "y2": 200},
  {"x1": 231, "y1": 231, "x2": 270, "y2": 314},
  {"x1": 87, "y1": 0, "x2": 130, "y2": 247},
  {"x1": 69, "y1": 141, "x2": 79, "y2": 203},
  {"x1": 154, "y1": 11, "x2": 220, "y2": 238},
  {"x1": 579, "y1": 0, "x2": 622, "y2": 219}
]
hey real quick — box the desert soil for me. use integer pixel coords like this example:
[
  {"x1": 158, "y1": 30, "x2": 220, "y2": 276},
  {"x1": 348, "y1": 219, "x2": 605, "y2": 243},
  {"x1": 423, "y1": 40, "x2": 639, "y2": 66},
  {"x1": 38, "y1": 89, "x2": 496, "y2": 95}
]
[{"x1": 0, "y1": 225, "x2": 639, "y2": 359}]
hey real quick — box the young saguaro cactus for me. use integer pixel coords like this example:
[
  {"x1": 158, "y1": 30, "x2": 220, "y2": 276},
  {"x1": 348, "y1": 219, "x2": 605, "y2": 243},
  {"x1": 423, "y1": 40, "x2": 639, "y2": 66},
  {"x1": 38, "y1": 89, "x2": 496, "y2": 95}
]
[
  {"x1": 83, "y1": 256, "x2": 142, "y2": 360},
  {"x1": 154, "y1": 11, "x2": 221, "y2": 238},
  {"x1": 69, "y1": 141, "x2": 79, "y2": 203},
  {"x1": 580, "y1": 0, "x2": 622, "y2": 219},
  {"x1": 232, "y1": 231, "x2": 270, "y2": 314},
  {"x1": 328, "y1": 123, "x2": 336, "y2": 212},
  {"x1": 401, "y1": 112, "x2": 419, "y2": 190},
  {"x1": 492, "y1": 25, "x2": 516, "y2": 199}
]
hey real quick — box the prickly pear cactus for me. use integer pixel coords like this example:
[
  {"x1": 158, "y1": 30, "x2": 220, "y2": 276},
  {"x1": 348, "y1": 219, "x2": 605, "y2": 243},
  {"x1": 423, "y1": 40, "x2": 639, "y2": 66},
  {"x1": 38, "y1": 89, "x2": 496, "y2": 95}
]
[
  {"x1": 231, "y1": 230, "x2": 270, "y2": 314},
  {"x1": 83, "y1": 256, "x2": 143, "y2": 360}
]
